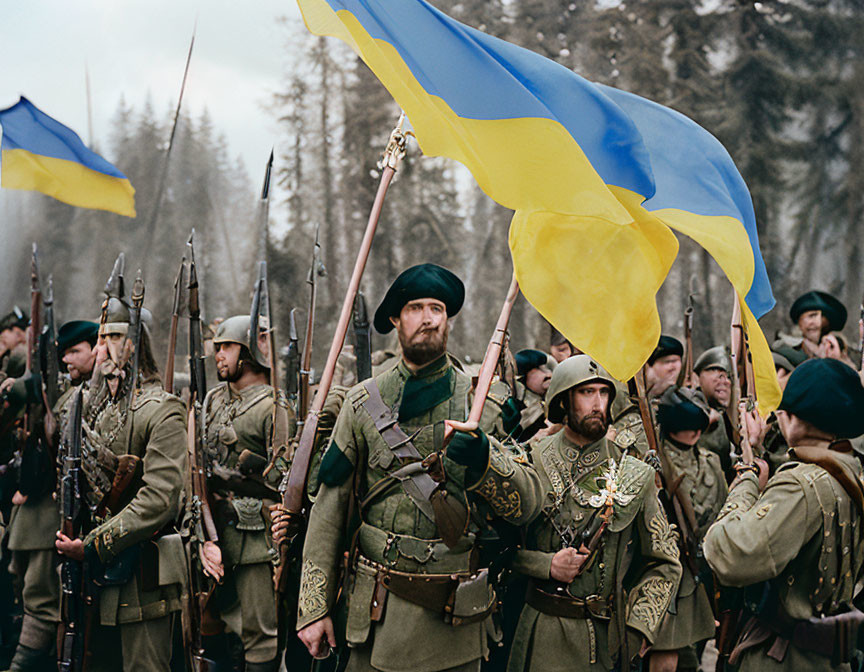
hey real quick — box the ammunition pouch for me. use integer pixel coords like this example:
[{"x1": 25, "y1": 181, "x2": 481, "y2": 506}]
[
  {"x1": 91, "y1": 543, "x2": 141, "y2": 587},
  {"x1": 348, "y1": 554, "x2": 495, "y2": 644},
  {"x1": 526, "y1": 580, "x2": 612, "y2": 621},
  {"x1": 232, "y1": 497, "x2": 265, "y2": 532}
]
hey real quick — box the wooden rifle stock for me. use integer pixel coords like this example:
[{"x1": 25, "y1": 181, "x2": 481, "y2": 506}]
[
  {"x1": 727, "y1": 293, "x2": 756, "y2": 464},
  {"x1": 299, "y1": 227, "x2": 324, "y2": 424},
  {"x1": 274, "y1": 115, "x2": 409, "y2": 593}
]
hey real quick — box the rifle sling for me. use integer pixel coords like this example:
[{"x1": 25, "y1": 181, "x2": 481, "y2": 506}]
[
  {"x1": 361, "y1": 380, "x2": 438, "y2": 523},
  {"x1": 792, "y1": 443, "x2": 864, "y2": 515}
]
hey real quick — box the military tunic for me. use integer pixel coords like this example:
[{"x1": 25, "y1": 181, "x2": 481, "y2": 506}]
[
  {"x1": 704, "y1": 448, "x2": 864, "y2": 671},
  {"x1": 298, "y1": 354, "x2": 544, "y2": 672},
  {"x1": 651, "y1": 438, "x2": 726, "y2": 663},
  {"x1": 203, "y1": 381, "x2": 291, "y2": 664},
  {"x1": 5, "y1": 384, "x2": 76, "y2": 652},
  {"x1": 507, "y1": 432, "x2": 682, "y2": 672},
  {"x1": 81, "y1": 379, "x2": 187, "y2": 672},
  {"x1": 609, "y1": 380, "x2": 650, "y2": 458}
]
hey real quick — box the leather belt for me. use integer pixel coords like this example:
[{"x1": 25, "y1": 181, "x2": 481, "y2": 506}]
[{"x1": 526, "y1": 581, "x2": 612, "y2": 620}]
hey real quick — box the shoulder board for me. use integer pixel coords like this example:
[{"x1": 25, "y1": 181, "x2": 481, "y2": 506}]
[
  {"x1": 613, "y1": 427, "x2": 637, "y2": 449},
  {"x1": 347, "y1": 382, "x2": 371, "y2": 411}
]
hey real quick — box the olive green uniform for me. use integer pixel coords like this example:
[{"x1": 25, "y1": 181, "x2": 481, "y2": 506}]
[
  {"x1": 298, "y1": 354, "x2": 545, "y2": 672},
  {"x1": 651, "y1": 437, "x2": 727, "y2": 666},
  {"x1": 507, "y1": 431, "x2": 682, "y2": 672},
  {"x1": 610, "y1": 380, "x2": 650, "y2": 458},
  {"x1": 704, "y1": 449, "x2": 864, "y2": 671},
  {"x1": 5, "y1": 384, "x2": 76, "y2": 658},
  {"x1": 81, "y1": 380, "x2": 187, "y2": 672},
  {"x1": 204, "y1": 382, "x2": 290, "y2": 665}
]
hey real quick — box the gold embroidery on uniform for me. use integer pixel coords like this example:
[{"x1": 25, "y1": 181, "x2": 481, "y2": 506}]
[
  {"x1": 477, "y1": 475, "x2": 523, "y2": 519},
  {"x1": 647, "y1": 511, "x2": 680, "y2": 559},
  {"x1": 489, "y1": 450, "x2": 515, "y2": 478},
  {"x1": 299, "y1": 559, "x2": 328, "y2": 620},
  {"x1": 630, "y1": 577, "x2": 675, "y2": 634}
]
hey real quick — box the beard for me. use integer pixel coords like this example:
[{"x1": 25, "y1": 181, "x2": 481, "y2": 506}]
[
  {"x1": 567, "y1": 411, "x2": 608, "y2": 442},
  {"x1": 399, "y1": 324, "x2": 449, "y2": 367},
  {"x1": 217, "y1": 362, "x2": 243, "y2": 383}
]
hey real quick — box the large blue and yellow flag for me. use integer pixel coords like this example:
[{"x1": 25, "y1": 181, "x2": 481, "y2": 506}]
[
  {"x1": 0, "y1": 97, "x2": 136, "y2": 217},
  {"x1": 297, "y1": 0, "x2": 781, "y2": 410}
]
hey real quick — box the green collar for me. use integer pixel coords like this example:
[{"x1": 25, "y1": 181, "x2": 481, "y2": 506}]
[{"x1": 396, "y1": 353, "x2": 454, "y2": 423}]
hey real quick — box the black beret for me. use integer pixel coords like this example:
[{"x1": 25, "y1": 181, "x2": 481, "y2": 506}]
[
  {"x1": 657, "y1": 386, "x2": 710, "y2": 433},
  {"x1": 648, "y1": 335, "x2": 683, "y2": 365},
  {"x1": 779, "y1": 358, "x2": 864, "y2": 438},
  {"x1": 789, "y1": 291, "x2": 847, "y2": 332},
  {"x1": 57, "y1": 320, "x2": 99, "y2": 355},
  {"x1": 515, "y1": 349, "x2": 548, "y2": 377},
  {"x1": 771, "y1": 345, "x2": 808, "y2": 373},
  {"x1": 373, "y1": 263, "x2": 464, "y2": 334},
  {"x1": 0, "y1": 306, "x2": 28, "y2": 332}
]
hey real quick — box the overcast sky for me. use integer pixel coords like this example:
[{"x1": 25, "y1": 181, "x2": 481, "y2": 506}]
[{"x1": 0, "y1": 0, "x2": 303, "y2": 184}]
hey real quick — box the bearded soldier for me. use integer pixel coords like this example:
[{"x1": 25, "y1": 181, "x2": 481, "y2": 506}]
[
  {"x1": 507, "y1": 355, "x2": 681, "y2": 672},
  {"x1": 199, "y1": 315, "x2": 292, "y2": 672},
  {"x1": 54, "y1": 289, "x2": 187, "y2": 671},
  {"x1": 693, "y1": 346, "x2": 734, "y2": 478},
  {"x1": 649, "y1": 387, "x2": 727, "y2": 672},
  {"x1": 2, "y1": 320, "x2": 98, "y2": 670},
  {"x1": 704, "y1": 358, "x2": 864, "y2": 670},
  {"x1": 295, "y1": 263, "x2": 544, "y2": 672}
]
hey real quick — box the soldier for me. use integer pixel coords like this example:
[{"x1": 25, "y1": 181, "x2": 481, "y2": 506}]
[
  {"x1": 508, "y1": 349, "x2": 554, "y2": 442},
  {"x1": 295, "y1": 263, "x2": 544, "y2": 672},
  {"x1": 549, "y1": 328, "x2": 577, "y2": 364},
  {"x1": 649, "y1": 387, "x2": 727, "y2": 672},
  {"x1": 773, "y1": 290, "x2": 846, "y2": 359},
  {"x1": 704, "y1": 357, "x2": 864, "y2": 670},
  {"x1": 645, "y1": 336, "x2": 683, "y2": 399},
  {"x1": 693, "y1": 346, "x2": 734, "y2": 477},
  {"x1": 762, "y1": 346, "x2": 808, "y2": 475},
  {"x1": 199, "y1": 314, "x2": 291, "y2": 672},
  {"x1": 0, "y1": 308, "x2": 28, "y2": 383},
  {"x1": 3, "y1": 320, "x2": 98, "y2": 671},
  {"x1": 54, "y1": 294, "x2": 187, "y2": 671},
  {"x1": 507, "y1": 355, "x2": 682, "y2": 672}
]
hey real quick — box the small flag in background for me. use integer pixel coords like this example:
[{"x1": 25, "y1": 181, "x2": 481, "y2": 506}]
[
  {"x1": 0, "y1": 97, "x2": 136, "y2": 217},
  {"x1": 296, "y1": 0, "x2": 782, "y2": 411}
]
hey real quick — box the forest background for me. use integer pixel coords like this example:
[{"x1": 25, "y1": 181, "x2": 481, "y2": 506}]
[{"x1": 1, "y1": 0, "x2": 862, "y2": 375}]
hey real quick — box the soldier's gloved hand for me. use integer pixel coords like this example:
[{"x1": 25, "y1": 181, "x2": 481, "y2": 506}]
[{"x1": 446, "y1": 428, "x2": 489, "y2": 482}]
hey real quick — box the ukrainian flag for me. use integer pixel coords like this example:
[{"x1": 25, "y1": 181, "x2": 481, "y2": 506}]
[
  {"x1": 0, "y1": 97, "x2": 135, "y2": 217},
  {"x1": 298, "y1": 0, "x2": 781, "y2": 410}
]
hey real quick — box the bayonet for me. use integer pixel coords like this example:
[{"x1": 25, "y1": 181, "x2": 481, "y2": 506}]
[
  {"x1": 284, "y1": 309, "x2": 300, "y2": 403},
  {"x1": 353, "y1": 291, "x2": 372, "y2": 382}
]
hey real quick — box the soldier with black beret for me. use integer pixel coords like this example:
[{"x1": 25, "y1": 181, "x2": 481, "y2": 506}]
[
  {"x1": 704, "y1": 358, "x2": 864, "y2": 670},
  {"x1": 645, "y1": 335, "x2": 683, "y2": 398},
  {"x1": 774, "y1": 289, "x2": 847, "y2": 360},
  {"x1": 507, "y1": 349, "x2": 554, "y2": 442},
  {"x1": 296, "y1": 263, "x2": 544, "y2": 672},
  {"x1": 650, "y1": 387, "x2": 727, "y2": 672}
]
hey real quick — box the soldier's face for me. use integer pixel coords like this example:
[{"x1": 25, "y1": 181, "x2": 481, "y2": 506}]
[
  {"x1": 549, "y1": 342, "x2": 574, "y2": 363},
  {"x1": 63, "y1": 342, "x2": 96, "y2": 382},
  {"x1": 646, "y1": 355, "x2": 681, "y2": 396},
  {"x1": 798, "y1": 310, "x2": 827, "y2": 343},
  {"x1": 698, "y1": 367, "x2": 731, "y2": 407},
  {"x1": 391, "y1": 298, "x2": 449, "y2": 366},
  {"x1": 215, "y1": 342, "x2": 242, "y2": 381},
  {"x1": 566, "y1": 382, "x2": 610, "y2": 441},
  {"x1": 525, "y1": 367, "x2": 552, "y2": 396},
  {"x1": 0, "y1": 327, "x2": 25, "y2": 350}
]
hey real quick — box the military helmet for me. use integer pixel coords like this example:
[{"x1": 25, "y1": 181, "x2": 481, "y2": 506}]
[
  {"x1": 101, "y1": 298, "x2": 152, "y2": 337},
  {"x1": 545, "y1": 354, "x2": 617, "y2": 423},
  {"x1": 214, "y1": 315, "x2": 271, "y2": 368},
  {"x1": 694, "y1": 346, "x2": 731, "y2": 375}
]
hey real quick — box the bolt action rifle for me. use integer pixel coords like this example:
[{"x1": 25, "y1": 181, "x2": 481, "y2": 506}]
[
  {"x1": 353, "y1": 291, "x2": 372, "y2": 383},
  {"x1": 58, "y1": 388, "x2": 90, "y2": 672},
  {"x1": 273, "y1": 114, "x2": 411, "y2": 593},
  {"x1": 164, "y1": 258, "x2": 187, "y2": 394},
  {"x1": 181, "y1": 233, "x2": 219, "y2": 672},
  {"x1": 298, "y1": 226, "x2": 326, "y2": 429},
  {"x1": 677, "y1": 276, "x2": 698, "y2": 389},
  {"x1": 284, "y1": 309, "x2": 300, "y2": 408}
]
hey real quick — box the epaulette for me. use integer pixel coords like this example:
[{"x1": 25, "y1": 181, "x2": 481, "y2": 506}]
[
  {"x1": 613, "y1": 427, "x2": 637, "y2": 450},
  {"x1": 347, "y1": 383, "x2": 371, "y2": 412}
]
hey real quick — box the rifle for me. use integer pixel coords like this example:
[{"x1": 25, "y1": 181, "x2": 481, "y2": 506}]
[
  {"x1": 250, "y1": 262, "x2": 290, "y2": 478},
  {"x1": 284, "y1": 309, "x2": 300, "y2": 407},
  {"x1": 274, "y1": 113, "x2": 410, "y2": 592},
  {"x1": 353, "y1": 290, "x2": 372, "y2": 383},
  {"x1": 164, "y1": 258, "x2": 187, "y2": 394},
  {"x1": 678, "y1": 276, "x2": 697, "y2": 388},
  {"x1": 124, "y1": 271, "x2": 145, "y2": 407},
  {"x1": 726, "y1": 292, "x2": 756, "y2": 464},
  {"x1": 58, "y1": 388, "x2": 89, "y2": 672},
  {"x1": 41, "y1": 275, "x2": 61, "y2": 414},
  {"x1": 182, "y1": 232, "x2": 218, "y2": 672},
  {"x1": 298, "y1": 226, "x2": 326, "y2": 426}
]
